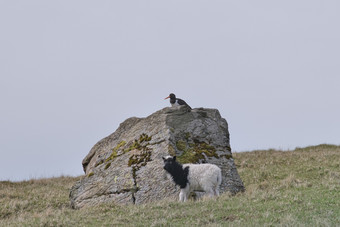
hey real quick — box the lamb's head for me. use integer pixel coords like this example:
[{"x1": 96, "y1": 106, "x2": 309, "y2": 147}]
[
  {"x1": 162, "y1": 155, "x2": 177, "y2": 172},
  {"x1": 162, "y1": 155, "x2": 190, "y2": 191}
]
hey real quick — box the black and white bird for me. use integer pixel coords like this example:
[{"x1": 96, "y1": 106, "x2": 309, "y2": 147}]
[{"x1": 164, "y1": 93, "x2": 192, "y2": 109}]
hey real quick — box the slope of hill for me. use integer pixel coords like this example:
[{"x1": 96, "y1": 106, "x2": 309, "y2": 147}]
[{"x1": 1, "y1": 144, "x2": 339, "y2": 226}]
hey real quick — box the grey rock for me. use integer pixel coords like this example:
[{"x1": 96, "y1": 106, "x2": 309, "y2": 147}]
[{"x1": 70, "y1": 106, "x2": 244, "y2": 208}]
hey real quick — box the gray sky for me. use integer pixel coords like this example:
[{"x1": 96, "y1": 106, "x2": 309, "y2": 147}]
[{"x1": 1, "y1": 1, "x2": 339, "y2": 181}]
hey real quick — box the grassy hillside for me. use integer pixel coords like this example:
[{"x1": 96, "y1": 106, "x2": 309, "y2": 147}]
[{"x1": 1, "y1": 144, "x2": 339, "y2": 226}]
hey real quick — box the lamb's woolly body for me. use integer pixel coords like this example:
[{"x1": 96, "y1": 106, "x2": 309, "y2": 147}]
[
  {"x1": 183, "y1": 163, "x2": 222, "y2": 192},
  {"x1": 163, "y1": 156, "x2": 222, "y2": 202}
]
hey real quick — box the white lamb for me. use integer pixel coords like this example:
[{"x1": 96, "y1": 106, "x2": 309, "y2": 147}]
[{"x1": 162, "y1": 155, "x2": 222, "y2": 202}]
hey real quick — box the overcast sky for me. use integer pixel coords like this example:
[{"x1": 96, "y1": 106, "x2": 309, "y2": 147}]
[{"x1": 1, "y1": 1, "x2": 339, "y2": 181}]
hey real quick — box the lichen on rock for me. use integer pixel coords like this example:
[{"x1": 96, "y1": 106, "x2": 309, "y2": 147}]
[
  {"x1": 105, "y1": 140, "x2": 127, "y2": 163},
  {"x1": 104, "y1": 162, "x2": 111, "y2": 170},
  {"x1": 128, "y1": 150, "x2": 152, "y2": 167},
  {"x1": 176, "y1": 140, "x2": 219, "y2": 164}
]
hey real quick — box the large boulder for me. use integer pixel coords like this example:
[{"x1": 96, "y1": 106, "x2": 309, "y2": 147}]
[{"x1": 70, "y1": 106, "x2": 244, "y2": 208}]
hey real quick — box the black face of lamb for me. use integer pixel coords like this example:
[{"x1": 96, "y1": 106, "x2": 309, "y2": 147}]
[{"x1": 163, "y1": 157, "x2": 189, "y2": 189}]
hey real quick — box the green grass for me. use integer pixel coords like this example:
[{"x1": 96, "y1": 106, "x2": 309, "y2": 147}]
[{"x1": 1, "y1": 144, "x2": 339, "y2": 226}]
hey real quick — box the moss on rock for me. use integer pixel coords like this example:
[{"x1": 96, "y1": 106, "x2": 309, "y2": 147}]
[
  {"x1": 105, "y1": 150, "x2": 118, "y2": 163},
  {"x1": 220, "y1": 154, "x2": 233, "y2": 159},
  {"x1": 168, "y1": 145, "x2": 176, "y2": 156},
  {"x1": 176, "y1": 140, "x2": 187, "y2": 152},
  {"x1": 185, "y1": 132, "x2": 191, "y2": 141},
  {"x1": 176, "y1": 140, "x2": 218, "y2": 164},
  {"x1": 128, "y1": 150, "x2": 152, "y2": 187},
  {"x1": 126, "y1": 140, "x2": 142, "y2": 152},
  {"x1": 104, "y1": 162, "x2": 111, "y2": 170},
  {"x1": 125, "y1": 134, "x2": 152, "y2": 153},
  {"x1": 138, "y1": 133, "x2": 152, "y2": 143},
  {"x1": 105, "y1": 141, "x2": 127, "y2": 163},
  {"x1": 103, "y1": 134, "x2": 152, "y2": 166},
  {"x1": 95, "y1": 160, "x2": 104, "y2": 167},
  {"x1": 191, "y1": 142, "x2": 218, "y2": 158},
  {"x1": 128, "y1": 151, "x2": 152, "y2": 167},
  {"x1": 99, "y1": 134, "x2": 155, "y2": 177}
]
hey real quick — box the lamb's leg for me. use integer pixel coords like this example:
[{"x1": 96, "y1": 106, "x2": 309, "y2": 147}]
[
  {"x1": 179, "y1": 190, "x2": 185, "y2": 202},
  {"x1": 206, "y1": 188, "x2": 215, "y2": 198},
  {"x1": 213, "y1": 184, "x2": 220, "y2": 196},
  {"x1": 179, "y1": 185, "x2": 190, "y2": 202},
  {"x1": 214, "y1": 187, "x2": 220, "y2": 196}
]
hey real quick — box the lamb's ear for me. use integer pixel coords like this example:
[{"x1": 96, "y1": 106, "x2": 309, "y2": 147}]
[
  {"x1": 162, "y1": 157, "x2": 165, "y2": 161},
  {"x1": 173, "y1": 156, "x2": 176, "y2": 162}
]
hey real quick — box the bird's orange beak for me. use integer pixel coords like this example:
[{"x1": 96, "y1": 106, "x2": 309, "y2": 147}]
[{"x1": 164, "y1": 96, "x2": 170, "y2": 100}]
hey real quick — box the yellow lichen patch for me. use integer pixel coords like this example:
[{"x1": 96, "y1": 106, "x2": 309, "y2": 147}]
[
  {"x1": 177, "y1": 149, "x2": 204, "y2": 164},
  {"x1": 116, "y1": 141, "x2": 127, "y2": 150},
  {"x1": 168, "y1": 145, "x2": 176, "y2": 156},
  {"x1": 177, "y1": 141, "x2": 218, "y2": 164},
  {"x1": 95, "y1": 160, "x2": 104, "y2": 167},
  {"x1": 176, "y1": 140, "x2": 187, "y2": 151},
  {"x1": 105, "y1": 150, "x2": 118, "y2": 163},
  {"x1": 104, "y1": 162, "x2": 111, "y2": 170},
  {"x1": 128, "y1": 149, "x2": 152, "y2": 180},
  {"x1": 191, "y1": 142, "x2": 218, "y2": 159},
  {"x1": 105, "y1": 141, "x2": 127, "y2": 163},
  {"x1": 125, "y1": 140, "x2": 142, "y2": 152},
  {"x1": 102, "y1": 134, "x2": 153, "y2": 171},
  {"x1": 138, "y1": 133, "x2": 152, "y2": 143},
  {"x1": 220, "y1": 154, "x2": 233, "y2": 159},
  {"x1": 124, "y1": 134, "x2": 152, "y2": 153},
  {"x1": 128, "y1": 150, "x2": 152, "y2": 167},
  {"x1": 185, "y1": 132, "x2": 191, "y2": 141}
]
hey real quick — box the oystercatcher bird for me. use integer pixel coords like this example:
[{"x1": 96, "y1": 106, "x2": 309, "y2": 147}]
[{"x1": 164, "y1": 93, "x2": 192, "y2": 109}]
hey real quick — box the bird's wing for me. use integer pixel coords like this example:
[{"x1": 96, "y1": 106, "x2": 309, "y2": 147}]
[{"x1": 177, "y1": 98, "x2": 192, "y2": 109}]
